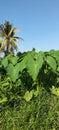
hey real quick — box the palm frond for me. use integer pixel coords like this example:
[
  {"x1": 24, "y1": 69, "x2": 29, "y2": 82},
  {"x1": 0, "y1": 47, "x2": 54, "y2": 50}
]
[
  {"x1": 8, "y1": 28, "x2": 19, "y2": 37},
  {"x1": 0, "y1": 40, "x2": 3, "y2": 43},
  {"x1": 13, "y1": 28, "x2": 20, "y2": 33},
  {"x1": 8, "y1": 28, "x2": 14, "y2": 37},
  {"x1": 19, "y1": 37, "x2": 24, "y2": 41},
  {"x1": 10, "y1": 41, "x2": 18, "y2": 50},
  {"x1": 0, "y1": 39, "x2": 8, "y2": 50},
  {"x1": 0, "y1": 30, "x2": 7, "y2": 37},
  {"x1": 10, "y1": 37, "x2": 19, "y2": 42}
]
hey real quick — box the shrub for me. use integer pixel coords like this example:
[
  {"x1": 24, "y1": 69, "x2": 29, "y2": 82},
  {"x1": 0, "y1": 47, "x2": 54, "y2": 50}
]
[{"x1": 0, "y1": 50, "x2": 59, "y2": 130}]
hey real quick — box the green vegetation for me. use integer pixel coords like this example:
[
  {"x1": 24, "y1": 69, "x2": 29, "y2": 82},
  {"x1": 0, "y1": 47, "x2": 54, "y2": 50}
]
[{"x1": 0, "y1": 50, "x2": 59, "y2": 130}]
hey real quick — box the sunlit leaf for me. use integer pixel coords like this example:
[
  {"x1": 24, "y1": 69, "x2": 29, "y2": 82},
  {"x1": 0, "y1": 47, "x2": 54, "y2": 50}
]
[
  {"x1": 46, "y1": 56, "x2": 56, "y2": 71},
  {"x1": 50, "y1": 86, "x2": 59, "y2": 96},
  {"x1": 2, "y1": 56, "x2": 8, "y2": 67},
  {"x1": 49, "y1": 50, "x2": 59, "y2": 64},
  {"x1": 24, "y1": 90, "x2": 34, "y2": 102},
  {"x1": 6, "y1": 63, "x2": 20, "y2": 82},
  {"x1": 33, "y1": 86, "x2": 40, "y2": 97},
  {"x1": 26, "y1": 52, "x2": 44, "y2": 81},
  {"x1": 9, "y1": 56, "x2": 19, "y2": 65},
  {"x1": 0, "y1": 97, "x2": 8, "y2": 103}
]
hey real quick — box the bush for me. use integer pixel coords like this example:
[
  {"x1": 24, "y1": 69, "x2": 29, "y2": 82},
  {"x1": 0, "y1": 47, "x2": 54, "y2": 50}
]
[{"x1": 0, "y1": 50, "x2": 59, "y2": 130}]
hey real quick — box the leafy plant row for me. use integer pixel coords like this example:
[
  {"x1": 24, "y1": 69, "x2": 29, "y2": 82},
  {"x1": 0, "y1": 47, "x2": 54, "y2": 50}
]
[
  {"x1": 0, "y1": 50, "x2": 59, "y2": 81},
  {"x1": 0, "y1": 50, "x2": 59, "y2": 103},
  {"x1": 0, "y1": 50, "x2": 59, "y2": 130}
]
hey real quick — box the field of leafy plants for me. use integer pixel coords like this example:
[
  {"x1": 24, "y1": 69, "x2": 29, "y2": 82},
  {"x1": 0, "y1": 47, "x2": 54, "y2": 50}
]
[{"x1": 0, "y1": 50, "x2": 59, "y2": 130}]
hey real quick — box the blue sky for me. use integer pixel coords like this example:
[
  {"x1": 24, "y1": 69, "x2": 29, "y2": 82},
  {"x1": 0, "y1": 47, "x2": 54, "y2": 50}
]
[{"x1": 0, "y1": 0, "x2": 59, "y2": 52}]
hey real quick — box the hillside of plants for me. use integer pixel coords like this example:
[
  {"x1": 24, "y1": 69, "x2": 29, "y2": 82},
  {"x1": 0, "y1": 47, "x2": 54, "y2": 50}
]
[
  {"x1": 0, "y1": 21, "x2": 59, "y2": 130},
  {"x1": 0, "y1": 49, "x2": 59, "y2": 130}
]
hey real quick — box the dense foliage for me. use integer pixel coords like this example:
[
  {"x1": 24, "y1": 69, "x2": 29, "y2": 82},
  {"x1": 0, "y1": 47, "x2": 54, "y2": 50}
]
[{"x1": 0, "y1": 50, "x2": 59, "y2": 130}]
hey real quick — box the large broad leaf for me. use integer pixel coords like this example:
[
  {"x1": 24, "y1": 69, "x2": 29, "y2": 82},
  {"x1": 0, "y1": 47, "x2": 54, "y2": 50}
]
[
  {"x1": 9, "y1": 56, "x2": 19, "y2": 65},
  {"x1": 53, "y1": 51, "x2": 59, "y2": 65},
  {"x1": 46, "y1": 56, "x2": 57, "y2": 71},
  {"x1": 57, "y1": 66, "x2": 59, "y2": 72},
  {"x1": 6, "y1": 63, "x2": 20, "y2": 82},
  {"x1": 49, "y1": 50, "x2": 59, "y2": 64},
  {"x1": 17, "y1": 52, "x2": 34, "y2": 72},
  {"x1": 1, "y1": 54, "x2": 18, "y2": 68},
  {"x1": 17, "y1": 55, "x2": 27, "y2": 72},
  {"x1": 2, "y1": 57, "x2": 8, "y2": 68},
  {"x1": 6, "y1": 54, "x2": 29, "y2": 82},
  {"x1": 26, "y1": 52, "x2": 44, "y2": 81}
]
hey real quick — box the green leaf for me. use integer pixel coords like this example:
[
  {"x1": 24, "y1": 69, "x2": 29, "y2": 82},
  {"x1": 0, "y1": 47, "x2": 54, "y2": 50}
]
[
  {"x1": 2, "y1": 57, "x2": 8, "y2": 68},
  {"x1": 9, "y1": 56, "x2": 19, "y2": 65},
  {"x1": 1, "y1": 82, "x2": 9, "y2": 87},
  {"x1": 17, "y1": 53, "x2": 29, "y2": 72},
  {"x1": 24, "y1": 86, "x2": 40, "y2": 102},
  {"x1": 50, "y1": 86, "x2": 59, "y2": 97},
  {"x1": 33, "y1": 86, "x2": 40, "y2": 97},
  {"x1": 6, "y1": 63, "x2": 20, "y2": 82},
  {"x1": 46, "y1": 56, "x2": 56, "y2": 71},
  {"x1": 49, "y1": 50, "x2": 59, "y2": 64},
  {"x1": 57, "y1": 77, "x2": 59, "y2": 83},
  {"x1": 26, "y1": 52, "x2": 44, "y2": 81},
  {"x1": 57, "y1": 66, "x2": 59, "y2": 72},
  {"x1": 16, "y1": 79, "x2": 21, "y2": 86},
  {"x1": 24, "y1": 90, "x2": 34, "y2": 102},
  {"x1": 6, "y1": 53, "x2": 29, "y2": 82},
  {"x1": 18, "y1": 59, "x2": 26, "y2": 72},
  {"x1": 0, "y1": 97, "x2": 8, "y2": 103}
]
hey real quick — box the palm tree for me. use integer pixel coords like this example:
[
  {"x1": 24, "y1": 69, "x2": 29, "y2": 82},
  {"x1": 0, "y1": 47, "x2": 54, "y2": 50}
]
[{"x1": 0, "y1": 21, "x2": 22, "y2": 56}]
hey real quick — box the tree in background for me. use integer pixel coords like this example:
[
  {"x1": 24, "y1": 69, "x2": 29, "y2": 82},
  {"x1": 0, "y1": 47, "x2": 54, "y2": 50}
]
[{"x1": 0, "y1": 21, "x2": 23, "y2": 56}]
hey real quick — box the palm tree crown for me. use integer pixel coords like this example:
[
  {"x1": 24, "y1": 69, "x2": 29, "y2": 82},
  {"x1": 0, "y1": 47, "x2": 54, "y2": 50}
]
[{"x1": 0, "y1": 21, "x2": 22, "y2": 55}]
